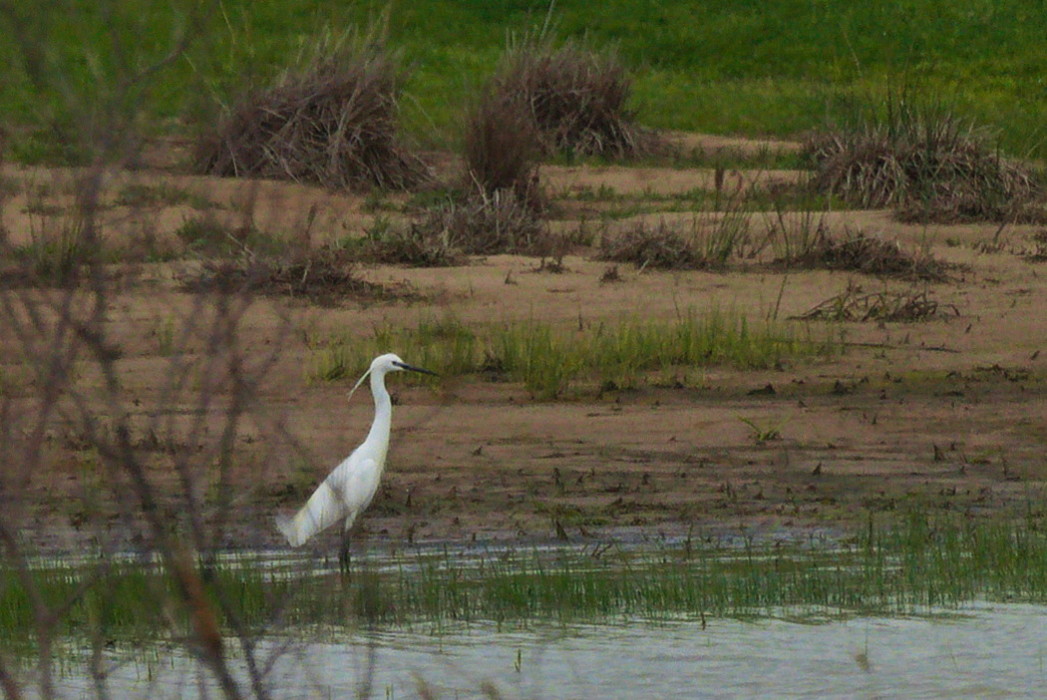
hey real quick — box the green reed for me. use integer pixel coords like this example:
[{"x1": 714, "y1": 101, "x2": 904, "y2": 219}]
[
  {"x1": 5, "y1": 512, "x2": 1047, "y2": 657},
  {"x1": 307, "y1": 311, "x2": 839, "y2": 399}
]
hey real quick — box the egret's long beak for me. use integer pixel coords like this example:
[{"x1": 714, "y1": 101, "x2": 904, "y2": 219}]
[{"x1": 393, "y1": 361, "x2": 438, "y2": 376}]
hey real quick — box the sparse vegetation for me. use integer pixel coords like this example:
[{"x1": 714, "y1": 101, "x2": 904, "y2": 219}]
[
  {"x1": 3, "y1": 220, "x2": 92, "y2": 288},
  {"x1": 182, "y1": 245, "x2": 405, "y2": 305},
  {"x1": 599, "y1": 220, "x2": 708, "y2": 270},
  {"x1": 6, "y1": 6, "x2": 1047, "y2": 698},
  {"x1": 354, "y1": 214, "x2": 466, "y2": 267},
  {"x1": 114, "y1": 183, "x2": 218, "y2": 210},
  {"x1": 1024, "y1": 230, "x2": 1047, "y2": 262},
  {"x1": 740, "y1": 416, "x2": 784, "y2": 443}
]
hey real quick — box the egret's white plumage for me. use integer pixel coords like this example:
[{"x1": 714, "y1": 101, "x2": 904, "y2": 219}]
[{"x1": 276, "y1": 353, "x2": 435, "y2": 548}]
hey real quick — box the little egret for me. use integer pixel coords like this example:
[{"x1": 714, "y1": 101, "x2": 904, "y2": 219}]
[{"x1": 275, "y1": 353, "x2": 436, "y2": 559}]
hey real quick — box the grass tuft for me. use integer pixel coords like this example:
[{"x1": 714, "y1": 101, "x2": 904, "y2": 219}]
[{"x1": 182, "y1": 245, "x2": 403, "y2": 306}]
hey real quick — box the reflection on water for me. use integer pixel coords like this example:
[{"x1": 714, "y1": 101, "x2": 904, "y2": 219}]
[{"x1": 49, "y1": 603, "x2": 1047, "y2": 699}]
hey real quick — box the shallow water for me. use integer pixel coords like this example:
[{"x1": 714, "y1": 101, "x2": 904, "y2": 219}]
[{"x1": 44, "y1": 602, "x2": 1047, "y2": 699}]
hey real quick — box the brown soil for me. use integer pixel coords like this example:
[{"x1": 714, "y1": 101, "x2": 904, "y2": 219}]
[{"x1": 3, "y1": 134, "x2": 1046, "y2": 553}]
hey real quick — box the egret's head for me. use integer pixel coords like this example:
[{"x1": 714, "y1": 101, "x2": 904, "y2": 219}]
[
  {"x1": 371, "y1": 353, "x2": 437, "y2": 376},
  {"x1": 349, "y1": 353, "x2": 438, "y2": 402}
]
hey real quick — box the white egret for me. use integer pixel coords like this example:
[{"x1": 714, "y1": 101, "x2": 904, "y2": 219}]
[{"x1": 276, "y1": 353, "x2": 436, "y2": 560}]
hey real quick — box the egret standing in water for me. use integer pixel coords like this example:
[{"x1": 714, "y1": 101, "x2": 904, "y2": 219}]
[{"x1": 276, "y1": 353, "x2": 437, "y2": 565}]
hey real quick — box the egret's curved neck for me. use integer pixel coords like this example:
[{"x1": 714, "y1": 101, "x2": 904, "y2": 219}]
[{"x1": 364, "y1": 369, "x2": 393, "y2": 464}]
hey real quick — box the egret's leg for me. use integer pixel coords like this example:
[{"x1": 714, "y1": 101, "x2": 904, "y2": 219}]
[{"x1": 338, "y1": 522, "x2": 353, "y2": 575}]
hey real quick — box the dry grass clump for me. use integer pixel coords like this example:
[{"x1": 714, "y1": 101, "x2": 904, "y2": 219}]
[
  {"x1": 463, "y1": 90, "x2": 542, "y2": 209},
  {"x1": 1026, "y1": 230, "x2": 1047, "y2": 261},
  {"x1": 794, "y1": 282, "x2": 957, "y2": 322},
  {"x1": 357, "y1": 217, "x2": 466, "y2": 267},
  {"x1": 598, "y1": 209, "x2": 752, "y2": 270},
  {"x1": 357, "y1": 187, "x2": 552, "y2": 266},
  {"x1": 491, "y1": 39, "x2": 656, "y2": 159},
  {"x1": 193, "y1": 36, "x2": 427, "y2": 191},
  {"x1": 598, "y1": 220, "x2": 707, "y2": 270},
  {"x1": 780, "y1": 230, "x2": 953, "y2": 281},
  {"x1": 1, "y1": 223, "x2": 92, "y2": 288},
  {"x1": 413, "y1": 189, "x2": 553, "y2": 257},
  {"x1": 804, "y1": 103, "x2": 1041, "y2": 222}
]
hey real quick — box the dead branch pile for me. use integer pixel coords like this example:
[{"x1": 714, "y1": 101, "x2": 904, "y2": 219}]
[{"x1": 794, "y1": 282, "x2": 957, "y2": 322}]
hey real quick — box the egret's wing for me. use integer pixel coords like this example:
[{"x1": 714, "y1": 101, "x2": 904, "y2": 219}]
[
  {"x1": 275, "y1": 454, "x2": 382, "y2": 547},
  {"x1": 340, "y1": 457, "x2": 382, "y2": 515},
  {"x1": 275, "y1": 454, "x2": 353, "y2": 547}
]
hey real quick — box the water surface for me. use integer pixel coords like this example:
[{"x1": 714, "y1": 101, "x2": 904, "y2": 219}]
[{"x1": 49, "y1": 602, "x2": 1047, "y2": 699}]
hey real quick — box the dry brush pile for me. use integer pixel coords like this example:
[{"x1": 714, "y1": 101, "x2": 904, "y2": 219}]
[
  {"x1": 803, "y1": 103, "x2": 1043, "y2": 223},
  {"x1": 490, "y1": 39, "x2": 656, "y2": 160},
  {"x1": 777, "y1": 230, "x2": 954, "y2": 282},
  {"x1": 194, "y1": 39, "x2": 428, "y2": 191}
]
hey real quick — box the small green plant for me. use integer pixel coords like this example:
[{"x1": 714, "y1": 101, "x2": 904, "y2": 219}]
[
  {"x1": 21, "y1": 200, "x2": 64, "y2": 216},
  {"x1": 354, "y1": 213, "x2": 466, "y2": 267},
  {"x1": 175, "y1": 216, "x2": 240, "y2": 255},
  {"x1": 0, "y1": 175, "x2": 22, "y2": 198},
  {"x1": 410, "y1": 188, "x2": 552, "y2": 256},
  {"x1": 174, "y1": 216, "x2": 284, "y2": 258},
  {"x1": 154, "y1": 316, "x2": 177, "y2": 356},
  {"x1": 739, "y1": 416, "x2": 784, "y2": 443},
  {"x1": 360, "y1": 191, "x2": 398, "y2": 213},
  {"x1": 13, "y1": 221, "x2": 91, "y2": 286}
]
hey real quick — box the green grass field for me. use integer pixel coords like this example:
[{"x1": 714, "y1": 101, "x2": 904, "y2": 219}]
[{"x1": 3, "y1": 0, "x2": 1046, "y2": 162}]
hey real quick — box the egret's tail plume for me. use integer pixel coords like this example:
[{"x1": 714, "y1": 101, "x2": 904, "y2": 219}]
[{"x1": 275, "y1": 514, "x2": 305, "y2": 548}]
